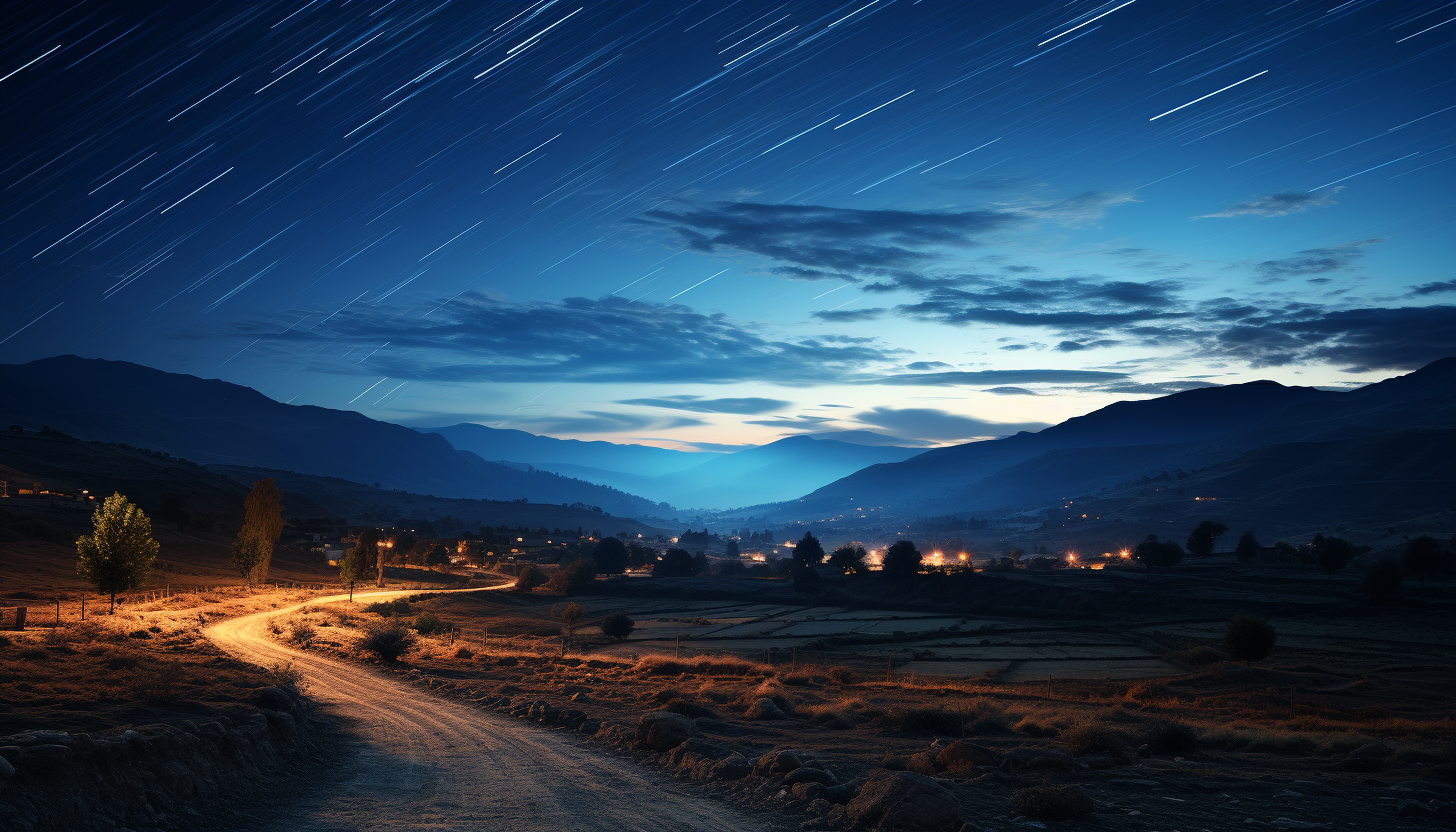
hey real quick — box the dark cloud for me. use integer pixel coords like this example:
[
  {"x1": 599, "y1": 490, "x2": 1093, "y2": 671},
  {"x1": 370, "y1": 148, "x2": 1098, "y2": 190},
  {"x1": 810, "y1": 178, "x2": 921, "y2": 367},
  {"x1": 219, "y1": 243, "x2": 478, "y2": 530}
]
[
  {"x1": 853, "y1": 407, "x2": 1047, "y2": 442},
  {"x1": 1254, "y1": 239, "x2": 1380, "y2": 281},
  {"x1": 635, "y1": 201, "x2": 1027, "y2": 274},
  {"x1": 999, "y1": 344, "x2": 1031, "y2": 351},
  {"x1": 1096, "y1": 381, "x2": 1221, "y2": 395},
  {"x1": 1409, "y1": 280, "x2": 1456, "y2": 296},
  {"x1": 872, "y1": 369, "x2": 1129, "y2": 386},
  {"x1": 1212, "y1": 305, "x2": 1456, "y2": 371},
  {"x1": 770, "y1": 265, "x2": 859, "y2": 283},
  {"x1": 983, "y1": 386, "x2": 1038, "y2": 395},
  {"x1": 888, "y1": 276, "x2": 1185, "y2": 329},
  {"x1": 811, "y1": 307, "x2": 887, "y2": 322},
  {"x1": 1055, "y1": 339, "x2": 1119, "y2": 352},
  {"x1": 1197, "y1": 187, "x2": 1342, "y2": 218},
  {"x1": 616, "y1": 395, "x2": 791, "y2": 415},
  {"x1": 905, "y1": 361, "x2": 954, "y2": 371},
  {"x1": 234, "y1": 294, "x2": 900, "y2": 384},
  {"x1": 482, "y1": 411, "x2": 704, "y2": 435},
  {"x1": 744, "y1": 415, "x2": 838, "y2": 428}
]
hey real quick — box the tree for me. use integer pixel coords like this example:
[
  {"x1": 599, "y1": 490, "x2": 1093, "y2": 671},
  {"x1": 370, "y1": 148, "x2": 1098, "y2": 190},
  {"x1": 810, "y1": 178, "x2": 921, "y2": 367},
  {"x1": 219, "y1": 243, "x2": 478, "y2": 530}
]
[
  {"x1": 1362, "y1": 558, "x2": 1403, "y2": 602},
  {"x1": 830, "y1": 544, "x2": 867, "y2": 574},
  {"x1": 340, "y1": 528, "x2": 380, "y2": 598},
  {"x1": 724, "y1": 538, "x2": 740, "y2": 559},
  {"x1": 1402, "y1": 535, "x2": 1441, "y2": 586},
  {"x1": 1234, "y1": 531, "x2": 1260, "y2": 562},
  {"x1": 1186, "y1": 521, "x2": 1228, "y2": 558},
  {"x1": 240, "y1": 479, "x2": 285, "y2": 585},
  {"x1": 425, "y1": 543, "x2": 450, "y2": 567},
  {"x1": 626, "y1": 543, "x2": 655, "y2": 570},
  {"x1": 592, "y1": 536, "x2": 628, "y2": 574},
  {"x1": 1223, "y1": 614, "x2": 1276, "y2": 665},
  {"x1": 1134, "y1": 535, "x2": 1183, "y2": 576},
  {"x1": 1311, "y1": 534, "x2": 1353, "y2": 577},
  {"x1": 793, "y1": 532, "x2": 825, "y2": 569},
  {"x1": 514, "y1": 563, "x2": 547, "y2": 592},
  {"x1": 546, "y1": 558, "x2": 597, "y2": 594},
  {"x1": 556, "y1": 601, "x2": 587, "y2": 646},
  {"x1": 882, "y1": 540, "x2": 922, "y2": 578},
  {"x1": 600, "y1": 612, "x2": 635, "y2": 641},
  {"x1": 653, "y1": 547, "x2": 700, "y2": 577},
  {"x1": 231, "y1": 532, "x2": 265, "y2": 588},
  {"x1": 76, "y1": 492, "x2": 159, "y2": 613}
]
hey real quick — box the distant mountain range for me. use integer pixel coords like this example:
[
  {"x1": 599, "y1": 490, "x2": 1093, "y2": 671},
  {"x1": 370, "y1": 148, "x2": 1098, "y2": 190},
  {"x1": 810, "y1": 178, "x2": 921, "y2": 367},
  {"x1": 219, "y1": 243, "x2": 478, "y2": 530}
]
[
  {"x1": 782, "y1": 357, "x2": 1456, "y2": 526},
  {"x1": 0, "y1": 356, "x2": 668, "y2": 519},
  {"x1": 424, "y1": 422, "x2": 717, "y2": 477}
]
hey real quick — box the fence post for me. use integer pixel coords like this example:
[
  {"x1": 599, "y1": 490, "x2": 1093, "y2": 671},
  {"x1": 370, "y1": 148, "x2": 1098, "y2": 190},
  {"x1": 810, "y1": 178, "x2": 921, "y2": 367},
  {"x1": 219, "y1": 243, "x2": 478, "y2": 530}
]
[
  {"x1": 1047, "y1": 674, "x2": 1052, "y2": 699},
  {"x1": 16, "y1": 607, "x2": 26, "y2": 630},
  {"x1": 80, "y1": 593, "x2": 85, "y2": 621},
  {"x1": 792, "y1": 647, "x2": 797, "y2": 671},
  {"x1": 887, "y1": 654, "x2": 892, "y2": 683},
  {"x1": 55, "y1": 598, "x2": 60, "y2": 627}
]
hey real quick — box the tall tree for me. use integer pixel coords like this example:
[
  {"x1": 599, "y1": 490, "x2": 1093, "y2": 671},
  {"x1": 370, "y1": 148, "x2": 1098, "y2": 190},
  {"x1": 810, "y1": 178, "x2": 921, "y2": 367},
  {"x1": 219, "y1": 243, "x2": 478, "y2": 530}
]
[
  {"x1": 592, "y1": 536, "x2": 629, "y2": 574},
  {"x1": 1311, "y1": 534, "x2": 1353, "y2": 577},
  {"x1": 340, "y1": 528, "x2": 380, "y2": 597},
  {"x1": 1234, "y1": 531, "x2": 1260, "y2": 562},
  {"x1": 76, "y1": 493, "x2": 159, "y2": 613},
  {"x1": 1134, "y1": 534, "x2": 1183, "y2": 577},
  {"x1": 793, "y1": 532, "x2": 826, "y2": 569},
  {"x1": 231, "y1": 532, "x2": 265, "y2": 588},
  {"x1": 1402, "y1": 535, "x2": 1442, "y2": 586},
  {"x1": 882, "y1": 540, "x2": 922, "y2": 578},
  {"x1": 240, "y1": 479, "x2": 285, "y2": 585},
  {"x1": 830, "y1": 544, "x2": 867, "y2": 574},
  {"x1": 1186, "y1": 521, "x2": 1229, "y2": 558},
  {"x1": 724, "y1": 538, "x2": 740, "y2": 559}
]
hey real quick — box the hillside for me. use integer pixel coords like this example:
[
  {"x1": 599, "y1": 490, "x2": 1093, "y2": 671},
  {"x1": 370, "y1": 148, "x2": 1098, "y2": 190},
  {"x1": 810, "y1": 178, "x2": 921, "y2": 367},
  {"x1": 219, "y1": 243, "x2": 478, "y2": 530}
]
[
  {"x1": 0, "y1": 356, "x2": 669, "y2": 518},
  {"x1": 424, "y1": 422, "x2": 717, "y2": 477}
]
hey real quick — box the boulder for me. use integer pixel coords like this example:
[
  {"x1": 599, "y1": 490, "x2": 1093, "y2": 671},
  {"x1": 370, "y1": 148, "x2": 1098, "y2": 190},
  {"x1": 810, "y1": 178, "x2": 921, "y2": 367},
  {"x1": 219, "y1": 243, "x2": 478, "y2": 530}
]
[
  {"x1": 845, "y1": 770, "x2": 961, "y2": 831},
  {"x1": 906, "y1": 752, "x2": 939, "y2": 776},
  {"x1": 745, "y1": 698, "x2": 785, "y2": 720},
  {"x1": 634, "y1": 710, "x2": 699, "y2": 752},
  {"x1": 1396, "y1": 799, "x2": 1438, "y2": 819},
  {"x1": 1348, "y1": 742, "x2": 1393, "y2": 759},
  {"x1": 0, "y1": 754, "x2": 13, "y2": 778},
  {"x1": 935, "y1": 740, "x2": 997, "y2": 774},
  {"x1": 784, "y1": 767, "x2": 839, "y2": 787},
  {"x1": 756, "y1": 748, "x2": 821, "y2": 778},
  {"x1": 1000, "y1": 747, "x2": 1074, "y2": 773},
  {"x1": 792, "y1": 782, "x2": 829, "y2": 802},
  {"x1": 709, "y1": 753, "x2": 754, "y2": 781}
]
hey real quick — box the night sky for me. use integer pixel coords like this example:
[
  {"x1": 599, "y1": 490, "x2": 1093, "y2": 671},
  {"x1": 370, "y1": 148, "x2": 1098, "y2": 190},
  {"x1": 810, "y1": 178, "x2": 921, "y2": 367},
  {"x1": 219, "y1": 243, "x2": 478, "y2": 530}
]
[{"x1": 3, "y1": 0, "x2": 1453, "y2": 451}]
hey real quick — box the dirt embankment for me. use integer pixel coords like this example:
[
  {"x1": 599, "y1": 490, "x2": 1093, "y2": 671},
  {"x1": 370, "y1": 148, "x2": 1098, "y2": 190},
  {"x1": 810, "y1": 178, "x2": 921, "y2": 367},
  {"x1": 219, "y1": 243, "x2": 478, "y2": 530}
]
[{"x1": 0, "y1": 686, "x2": 315, "y2": 832}]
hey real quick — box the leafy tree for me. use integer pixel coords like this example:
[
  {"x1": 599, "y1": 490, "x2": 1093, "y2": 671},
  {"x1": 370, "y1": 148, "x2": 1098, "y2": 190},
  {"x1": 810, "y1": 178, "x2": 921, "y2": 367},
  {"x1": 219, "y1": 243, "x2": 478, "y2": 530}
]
[
  {"x1": 1311, "y1": 534, "x2": 1353, "y2": 577},
  {"x1": 1223, "y1": 614, "x2": 1276, "y2": 665},
  {"x1": 240, "y1": 479, "x2": 285, "y2": 585},
  {"x1": 652, "y1": 547, "x2": 700, "y2": 577},
  {"x1": 1134, "y1": 535, "x2": 1183, "y2": 576},
  {"x1": 546, "y1": 558, "x2": 597, "y2": 594},
  {"x1": 556, "y1": 601, "x2": 587, "y2": 645},
  {"x1": 1234, "y1": 531, "x2": 1260, "y2": 562},
  {"x1": 592, "y1": 536, "x2": 628, "y2": 574},
  {"x1": 882, "y1": 540, "x2": 922, "y2": 578},
  {"x1": 514, "y1": 563, "x2": 547, "y2": 593},
  {"x1": 830, "y1": 544, "x2": 867, "y2": 574},
  {"x1": 1362, "y1": 558, "x2": 1403, "y2": 602},
  {"x1": 600, "y1": 612, "x2": 635, "y2": 641},
  {"x1": 76, "y1": 492, "x2": 159, "y2": 613},
  {"x1": 1186, "y1": 521, "x2": 1228, "y2": 558},
  {"x1": 626, "y1": 543, "x2": 655, "y2": 570},
  {"x1": 793, "y1": 532, "x2": 826, "y2": 569},
  {"x1": 1402, "y1": 535, "x2": 1441, "y2": 586},
  {"x1": 231, "y1": 532, "x2": 266, "y2": 588},
  {"x1": 425, "y1": 543, "x2": 450, "y2": 567},
  {"x1": 693, "y1": 551, "x2": 711, "y2": 576},
  {"x1": 724, "y1": 538, "x2": 740, "y2": 559},
  {"x1": 340, "y1": 528, "x2": 380, "y2": 596}
]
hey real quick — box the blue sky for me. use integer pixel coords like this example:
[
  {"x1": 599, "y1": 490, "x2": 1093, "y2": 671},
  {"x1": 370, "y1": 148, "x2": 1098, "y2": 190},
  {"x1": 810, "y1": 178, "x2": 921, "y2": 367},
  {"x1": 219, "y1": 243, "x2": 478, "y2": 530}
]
[{"x1": 2, "y1": 0, "x2": 1453, "y2": 450}]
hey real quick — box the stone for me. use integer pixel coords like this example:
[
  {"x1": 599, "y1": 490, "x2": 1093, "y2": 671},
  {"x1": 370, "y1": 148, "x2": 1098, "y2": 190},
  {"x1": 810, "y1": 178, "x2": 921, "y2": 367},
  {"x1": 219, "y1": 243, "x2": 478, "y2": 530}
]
[
  {"x1": 1396, "y1": 799, "x2": 1438, "y2": 819},
  {"x1": 0, "y1": 755, "x2": 13, "y2": 778},
  {"x1": 793, "y1": 782, "x2": 829, "y2": 802},
  {"x1": 935, "y1": 740, "x2": 997, "y2": 774},
  {"x1": 906, "y1": 752, "x2": 940, "y2": 776},
  {"x1": 634, "y1": 709, "x2": 699, "y2": 752},
  {"x1": 745, "y1": 698, "x2": 786, "y2": 719},
  {"x1": 881, "y1": 754, "x2": 909, "y2": 771},
  {"x1": 1349, "y1": 742, "x2": 1393, "y2": 759},
  {"x1": 709, "y1": 753, "x2": 754, "y2": 781},
  {"x1": 1136, "y1": 744, "x2": 1152, "y2": 758},
  {"x1": 1000, "y1": 747, "x2": 1074, "y2": 773},
  {"x1": 785, "y1": 768, "x2": 840, "y2": 787},
  {"x1": 756, "y1": 748, "x2": 821, "y2": 778},
  {"x1": 845, "y1": 770, "x2": 961, "y2": 831}
]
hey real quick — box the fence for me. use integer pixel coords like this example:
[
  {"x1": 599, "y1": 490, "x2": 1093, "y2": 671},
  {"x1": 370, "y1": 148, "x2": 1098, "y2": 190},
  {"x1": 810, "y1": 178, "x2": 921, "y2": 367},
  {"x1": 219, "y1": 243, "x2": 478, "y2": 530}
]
[{"x1": 2, "y1": 580, "x2": 344, "y2": 629}]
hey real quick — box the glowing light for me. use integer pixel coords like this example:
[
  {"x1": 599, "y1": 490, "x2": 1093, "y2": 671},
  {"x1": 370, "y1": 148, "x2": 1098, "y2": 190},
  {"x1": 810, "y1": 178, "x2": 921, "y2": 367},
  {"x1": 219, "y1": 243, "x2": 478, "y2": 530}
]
[
  {"x1": 957, "y1": 552, "x2": 969, "y2": 562},
  {"x1": 1118, "y1": 549, "x2": 1131, "y2": 559},
  {"x1": 1066, "y1": 552, "x2": 1077, "y2": 563}
]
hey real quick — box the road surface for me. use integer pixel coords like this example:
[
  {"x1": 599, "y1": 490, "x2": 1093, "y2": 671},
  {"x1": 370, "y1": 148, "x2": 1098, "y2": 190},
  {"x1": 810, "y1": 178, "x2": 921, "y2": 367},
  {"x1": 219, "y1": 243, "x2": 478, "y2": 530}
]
[{"x1": 207, "y1": 586, "x2": 767, "y2": 831}]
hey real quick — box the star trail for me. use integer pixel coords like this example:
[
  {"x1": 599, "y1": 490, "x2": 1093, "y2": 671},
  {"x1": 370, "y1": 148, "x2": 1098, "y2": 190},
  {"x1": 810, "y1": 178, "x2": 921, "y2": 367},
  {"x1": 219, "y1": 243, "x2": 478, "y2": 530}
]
[{"x1": 1, "y1": 0, "x2": 1452, "y2": 448}]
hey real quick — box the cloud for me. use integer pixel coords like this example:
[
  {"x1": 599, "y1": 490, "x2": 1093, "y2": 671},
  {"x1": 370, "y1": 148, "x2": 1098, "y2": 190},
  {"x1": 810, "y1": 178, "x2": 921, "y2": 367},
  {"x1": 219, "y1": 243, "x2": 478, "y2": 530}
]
[
  {"x1": 883, "y1": 275, "x2": 1186, "y2": 329},
  {"x1": 1254, "y1": 239, "x2": 1381, "y2": 281},
  {"x1": 1211, "y1": 305, "x2": 1456, "y2": 371},
  {"x1": 616, "y1": 395, "x2": 790, "y2": 414},
  {"x1": 905, "y1": 361, "x2": 954, "y2": 371},
  {"x1": 811, "y1": 307, "x2": 887, "y2": 322},
  {"x1": 1096, "y1": 380, "x2": 1221, "y2": 395},
  {"x1": 744, "y1": 415, "x2": 839, "y2": 428},
  {"x1": 478, "y1": 411, "x2": 705, "y2": 435},
  {"x1": 872, "y1": 369, "x2": 1129, "y2": 386},
  {"x1": 1055, "y1": 339, "x2": 1119, "y2": 352},
  {"x1": 853, "y1": 407, "x2": 1047, "y2": 442},
  {"x1": 983, "y1": 386, "x2": 1038, "y2": 395},
  {"x1": 237, "y1": 294, "x2": 903, "y2": 384},
  {"x1": 1197, "y1": 187, "x2": 1343, "y2": 218},
  {"x1": 1026, "y1": 190, "x2": 1139, "y2": 226},
  {"x1": 1409, "y1": 280, "x2": 1456, "y2": 296},
  {"x1": 636, "y1": 201, "x2": 1028, "y2": 274}
]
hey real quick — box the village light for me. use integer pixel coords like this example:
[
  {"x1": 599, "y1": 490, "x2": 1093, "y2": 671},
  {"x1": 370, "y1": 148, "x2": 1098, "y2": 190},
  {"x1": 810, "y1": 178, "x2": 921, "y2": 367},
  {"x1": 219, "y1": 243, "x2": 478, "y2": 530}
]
[
  {"x1": 1118, "y1": 549, "x2": 1131, "y2": 559},
  {"x1": 1066, "y1": 552, "x2": 1077, "y2": 563}
]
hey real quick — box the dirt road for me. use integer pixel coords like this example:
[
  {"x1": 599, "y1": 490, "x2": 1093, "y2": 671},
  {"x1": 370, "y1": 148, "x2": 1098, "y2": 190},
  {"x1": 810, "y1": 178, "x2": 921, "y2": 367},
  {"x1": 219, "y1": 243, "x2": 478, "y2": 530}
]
[{"x1": 207, "y1": 587, "x2": 769, "y2": 831}]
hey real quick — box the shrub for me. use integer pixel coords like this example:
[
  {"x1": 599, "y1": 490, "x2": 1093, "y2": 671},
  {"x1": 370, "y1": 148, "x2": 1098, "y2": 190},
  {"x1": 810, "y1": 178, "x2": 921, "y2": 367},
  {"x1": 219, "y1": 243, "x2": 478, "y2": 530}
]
[
  {"x1": 1187, "y1": 645, "x2": 1224, "y2": 665},
  {"x1": 363, "y1": 598, "x2": 412, "y2": 617},
  {"x1": 1223, "y1": 614, "x2": 1276, "y2": 664},
  {"x1": 360, "y1": 623, "x2": 416, "y2": 661},
  {"x1": 545, "y1": 558, "x2": 597, "y2": 594},
  {"x1": 1062, "y1": 719, "x2": 1131, "y2": 756},
  {"x1": 1010, "y1": 786, "x2": 1094, "y2": 821},
  {"x1": 874, "y1": 706, "x2": 965, "y2": 736},
  {"x1": 827, "y1": 666, "x2": 855, "y2": 685},
  {"x1": 289, "y1": 620, "x2": 316, "y2": 643},
  {"x1": 413, "y1": 612, "x2": 442, "y2": 634},
  {"x1": 266, "y1": 661, "x2": 309, "y2": 696},
  {"x1": 600, "y1": 612, "x2": 635, "y2": 641},
  {"x1": 132, "y1": 661, "x2": 186, "y2": 705},
  {"x1": 1146, "y1": 720, "x2": 1199, "y2": 753},
  {"x1": 454, "y1": 647, "x2": 474, "y2": 659},
  {"x1": 1401, "y1": 536, "x2": 1441, "y2": 585},
  {"x1": 514, "y1": 564, "x2": 546, "y2": 593},
  {"x1": 1362, "y1": 558, "x2": 1403, "y2": 601}
]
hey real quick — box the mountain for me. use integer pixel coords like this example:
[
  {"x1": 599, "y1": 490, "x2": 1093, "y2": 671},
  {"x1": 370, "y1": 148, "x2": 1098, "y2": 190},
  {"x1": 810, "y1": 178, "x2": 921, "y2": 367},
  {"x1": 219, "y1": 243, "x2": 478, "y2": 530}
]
[
  {"x1": 423, "y1": 422, "x2": 718, "y2": 477},
  {"x1": 798, "y1": 378, "x2": 1337, "y2": 513},
  {"x1": 0, "y1": 356, "x2": 669, "y2": 519}
]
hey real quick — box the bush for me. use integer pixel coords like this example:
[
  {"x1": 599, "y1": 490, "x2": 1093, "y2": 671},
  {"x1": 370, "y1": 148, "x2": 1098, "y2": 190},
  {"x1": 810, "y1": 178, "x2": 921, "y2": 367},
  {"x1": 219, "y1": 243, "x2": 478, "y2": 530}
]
[
  {"x1": 874, "y1": 706, "x2": 965, "y2": 736},
  {"x1": 413, "y1": 612, "x2": 442, "y2": 634},
  {"x1": 1362, "y1": 558, "x2": 1403, "y2": 601},
  {"x1": 363, "y1": 598, "x2": 412, "y2": 617},
  {"x1": 266, "y1": 661, "x2": 309, "y2": 697},
  {"x1": 360, "y1": 623, "x2": 416, "y2": 661},
  {"x1": 514, "y1": 564, "x2": 547, "y2": 593},
  {"x1": 1062, "y1": 719, "x2": 1131, "y2": 756},
  {"x1": 1223, "y1": 614, "x2": 1276, "y2": 664},
  {"x1": 652, "y1": 548, "x2": 699, "y2": 577},
  {"x1": 545, "y1": 558, "x2": 597, "y2": 594},
  {"x1": 1147, "y1": 720, "x2": 1199, "y2": 753},
  {"x1": 1186, "y1": 645, "x2": 1224, "y2": 665},
  {"x1": 289, "y1": 620, "x2": 316, "y2": 643},
  {"x1": 132, "y1": 661, "x2": 186, "y2": 705},
  {"x1": 1010, "y1": 786, "x2": 1094, "y2": 821},
  {"x1": 600, "y1": 612, "x2": 634, "y2": 641},
  {"x1": 827, "y1": 666, "x2": 855, "y2": 685},
  {"x1": 454, "y1": 647, "x2": 473, "y2": 659}
]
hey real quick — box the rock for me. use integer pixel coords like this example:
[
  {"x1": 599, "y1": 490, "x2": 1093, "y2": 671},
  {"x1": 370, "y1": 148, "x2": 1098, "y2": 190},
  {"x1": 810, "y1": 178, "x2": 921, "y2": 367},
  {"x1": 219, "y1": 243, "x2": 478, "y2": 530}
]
[
  {"x1": 746, "y1": 698, "x2": 786, "y2": 719},
  {"x1": 667, "y1": 738, "x2": 729, "y2": 769},
  {"x1": 1349, "y1": 742, "x2": 1393, "y2": 759},
  {"x1": 845, "y1": 770, "x2": 961, "y2": 831},
  {"x1": 824, "y1": 782, "x2": 859, "y2": 804},
  {"x1": 1137, "y1": 744, "x2": 1152, "y2": 759},
  {"x1": 881, "y1": 755, "x2": 909, "y2": 771},
  {"x1": 935, "y1": 740, "x2": 997, "y2": 774},
  {"x1": 709, "y1": 753, "x2": 754, "y2": 781},
  {"x1": 757, "y1": 749, "x2": 821, "y2": 778},
  {"x1": 1080, "y1": 753, "x2": 1119, "y2": 770},
  {"x1": 807, "y1": 797, "x2": 833, "y2": 816},
  {"x1": 1396, "y1": 799, "x2": 1438, "y2": 819},
  {"x1": 785, "y1": 768, "x2": 840, "y2": 787},
  {"x1": 793, "y1": 782, "x2": 829, "y2": 802},
  {"x1": 634, "y1": 710, "x2": 699, "y2": 752},
  {"x1": 1270, "y1": 820, "x2": 1330, "y2": 831},
  {"x1": 578, "y1": 719, "x2": 600, "y2": 735},
  {"x1": 1000, "y1": 747, "x2": 1074, "y2": 773},
  {"x1": 0, "y1": 755, "x2": 13, "y2": 778},
  {"x1": 906, "y1": 752, "x2": 940, "y2": 776},
  {"x1": 1338, "y1": 756, "x2": 1384, "y2": 773}
]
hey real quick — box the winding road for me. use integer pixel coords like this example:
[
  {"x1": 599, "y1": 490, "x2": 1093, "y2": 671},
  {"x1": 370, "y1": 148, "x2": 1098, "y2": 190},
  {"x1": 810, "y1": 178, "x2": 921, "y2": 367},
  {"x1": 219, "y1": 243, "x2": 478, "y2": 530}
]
[{"x1": 207, "y1": 586, "x2": 767, "y2": 831}]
